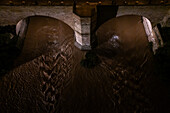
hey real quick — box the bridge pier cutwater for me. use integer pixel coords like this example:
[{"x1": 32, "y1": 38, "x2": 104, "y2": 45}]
[
  {"x1": 73, "y1": 6, "x2": 97, "y2": 50},
  {"x1": 0, "y1": 4, "x2": 169, "y2": 50}
]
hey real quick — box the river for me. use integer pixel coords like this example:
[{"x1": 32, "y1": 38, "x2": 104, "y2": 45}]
[{"x1": 0, "y1": 15, "x2": 169, "y2": 113}]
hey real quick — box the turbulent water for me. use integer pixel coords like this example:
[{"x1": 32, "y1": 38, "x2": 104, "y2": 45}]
[{"x1": 0, "y1": 16, "x2": 169, "y2": 113}]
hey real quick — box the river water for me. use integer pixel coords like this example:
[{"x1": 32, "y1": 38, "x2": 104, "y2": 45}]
[{"x1": 0, "y1": 16, "x2": 169, "y2": 113}]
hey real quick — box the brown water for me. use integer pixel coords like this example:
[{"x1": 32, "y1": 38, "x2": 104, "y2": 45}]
[{"x1": 0, "y1": 16, "x2": 169, "y2": 113}]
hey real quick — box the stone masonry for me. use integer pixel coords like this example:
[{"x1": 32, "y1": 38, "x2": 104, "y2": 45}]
[{"x1": 0, "y1": 5, "x2": 169, "y2": 50}]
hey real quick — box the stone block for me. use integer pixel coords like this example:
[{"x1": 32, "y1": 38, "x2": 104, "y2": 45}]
[
  {"x1": 81, "y1": 18, "x2": 91, "y2": 25},
  {"x1": 75, "y1": 31, "x2": 83, "y2": 45},
  {"x1": 81, "y1": 24, "x2": 90, "y2": 34},
  {"x1": 82, "y1": 34, "x2": 91, "y2": 46}
]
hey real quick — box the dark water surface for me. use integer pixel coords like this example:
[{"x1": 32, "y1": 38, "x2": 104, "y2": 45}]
[{"x1": 0, "y1": 16, "x2": 169, "y2": 113}]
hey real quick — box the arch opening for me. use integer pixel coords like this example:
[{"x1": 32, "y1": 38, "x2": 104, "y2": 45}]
[
  {"x1": 96, "y1": 15, "x2": 163, "y2": 54},
  {"x1": 16, "y1": 15, "x2": 74, "y2": 37},
  {"x1": 14, "y1": 16, "x2": 74, "y2": 67}
]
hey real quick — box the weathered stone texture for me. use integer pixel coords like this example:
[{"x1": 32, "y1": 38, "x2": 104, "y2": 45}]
[
  {"x1": 16, "y1": 18, "x2": 29, "y2": 48},
  {"x1": 73, "y1": 13, "x2": 92, "y2": 49},
  {"x1": 0, "y1": 5, "x2": 169, "y2": 50},
  {"x1": 0, "y1": 6, "x2": 74, "y2": 30},
  {"x1": 0, "y1": 6, "x2": 96, "y2": 50},
  {"x1": 117, "y1": 6, "x2": 170, "y2": 26}
]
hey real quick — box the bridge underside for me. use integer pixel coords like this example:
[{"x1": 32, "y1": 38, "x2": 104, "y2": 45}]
[{"x1": 0, "y1": 5, "x2": 169, "y2": 50}]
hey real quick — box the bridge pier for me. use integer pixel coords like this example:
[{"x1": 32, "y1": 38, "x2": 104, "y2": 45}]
[
  {"x1": 0, "y1": 5, "x2": 169, "y2": 51},
  {"x1": 73, "y1": 6, "x2": 97, "y2": 50}
]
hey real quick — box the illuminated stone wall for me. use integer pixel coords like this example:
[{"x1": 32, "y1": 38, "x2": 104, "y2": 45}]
[
  {"x1": 0, "y1": 6, "x2": 75, "y2": 30},
  {"x1": 0, "y1": 5, "x2": 95, "y2": 50},
  {"x1": 74, "y1": 13, "x2": 97, "y2": 50},
  {"x1": 16, "y1": 18, "x2": 29, "y2": 48},
  {"x1": 117, "y1": 6, "x2": 170, "y2": 27},
  {"x1": 0, "y1": 5, "x2": 169, "y2": 50},
  {"x1": 143, "y1": 17, "x2": 163, "y2": 54}
]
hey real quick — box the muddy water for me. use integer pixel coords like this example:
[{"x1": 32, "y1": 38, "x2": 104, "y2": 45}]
[
  {"x1": 14, "y1": 16, "x2": 74, "y2": 67},
  {"x1": 0, "y1": 16, "x2": 169, "y2": 113}
]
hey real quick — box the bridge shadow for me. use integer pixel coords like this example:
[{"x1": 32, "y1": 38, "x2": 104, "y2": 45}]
[
  {"x1": 0, "y1": 25, "x2": 20, "y2": 77},
  {"x1": 96, "y1": 5, "x2": 118, "y2": 30}
]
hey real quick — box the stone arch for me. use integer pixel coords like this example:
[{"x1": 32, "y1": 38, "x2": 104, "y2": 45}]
[
  {"x1": 0, "y1": 6, "x2": 75, "y2": 30},
  {"x1": 97, "y1": 14, "x2": 151, "y2": 33},
  {"x1": 16, "y1": 14, "x2": 74, "y2": 32},
  {"x1": 96, "y1": 14, "x2": 163, "y2": 53},
  {"x1": 96, "y1": 15, "x2": 145, "y2": 45},
  {"x1": 16, "y1": 15, "x2": 74, "y2": 49},
  {"x1": 16, "y1": 15, "x2": 74, "y2": 36},
  {"x1": 116, "y1": 14, "x2": 154, "y2": 26},
  {"x1": 115, "y1": 15, "x2": 154, "y2": 38},
  {"x1": 116, "y1": 6, "x2": 170, "y2": 27},
  {"x1": 14, "y1": 15, "x2": 75, "y2": 67},
  {"x1": 96, "y1": 14, "x2": 154, "y2": 35}
]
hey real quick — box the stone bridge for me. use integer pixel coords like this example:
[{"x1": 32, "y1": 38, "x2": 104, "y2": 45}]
[{"x1": 0, "y1": 5, "x2": 169, "y2": 50}]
